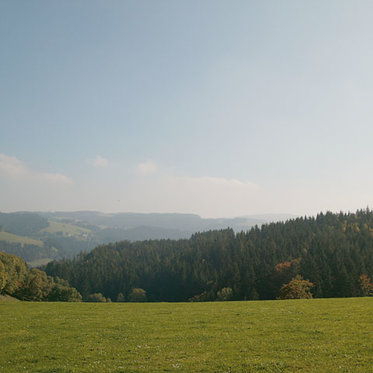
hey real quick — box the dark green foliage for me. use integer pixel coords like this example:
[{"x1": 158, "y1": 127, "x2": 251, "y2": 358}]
[
  {"x1": 41, "y1": 235, "x2": 94, "y2": 259},
  {"x1": 116, "y1": 292, "x2": 125, "y2": 302},
  {"x1": 45, "y1": 209, "x2": 373, "y2": 302},
  {"x1": 47, "y1": 282, "x2": 82, "y2": 302},
  {"x1": 248, "y1": 287, "x2": 259, "y2": 300}
]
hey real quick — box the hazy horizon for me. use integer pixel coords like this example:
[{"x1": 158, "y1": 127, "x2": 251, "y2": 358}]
[
  {"x1": 1, "y1": 207, "x2": 367, "y2": 221},
  {"x1": 2, "y1": 1, "x2": 373, "y2": 218}
]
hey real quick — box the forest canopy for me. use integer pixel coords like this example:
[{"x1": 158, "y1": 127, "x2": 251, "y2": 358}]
[{"x1": 44, "y1": 209, "x2": 373, "y2": 302}]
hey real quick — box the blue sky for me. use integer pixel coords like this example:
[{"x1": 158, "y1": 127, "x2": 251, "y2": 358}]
[{"x1": 1, "y1": 1, "x2": 373, "y2": 217}]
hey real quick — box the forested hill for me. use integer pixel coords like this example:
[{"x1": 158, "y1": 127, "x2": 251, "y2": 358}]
[
  {"x1": 44, "y1": 209, "x2": 373, "y2": 302},
  {"x1": 0, "y1": 211, "x2": 292, "y2": 265}
]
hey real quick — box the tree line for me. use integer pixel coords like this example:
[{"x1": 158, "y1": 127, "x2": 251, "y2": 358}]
[{"x1": 44, "y1": 209, "x2": 373, "y2": 302}]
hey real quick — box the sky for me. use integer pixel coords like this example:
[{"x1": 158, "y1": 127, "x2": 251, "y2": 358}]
[{"x1": 1, "y1": 0, "x2": 373, "y2": 218}]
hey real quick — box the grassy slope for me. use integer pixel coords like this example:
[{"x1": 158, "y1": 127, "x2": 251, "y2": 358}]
[
  {"x1": 0, "y1": 231, "x2": 43, "y2": 247},
  {"x1": 0, "y1": 295, "x2": 19, "y2": 302},
  {"x1": 0, "y1": 298, "x2": 372, "y2": 373},
  {"x1": 27, "y1": 257, "x2": 54, "y2": 268},
  {"x1": 40, "y1": 221, "x2": 91, "y2": 237}
]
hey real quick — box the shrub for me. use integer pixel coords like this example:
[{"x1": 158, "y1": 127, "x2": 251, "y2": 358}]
[
  {"x1": 217, "y1": 287, "x2": 233, "y2": 301},
  {"x1": 278, "y1": 275, "x2": 313, "y2": 299},
  {"x1": 128, "y1": 288, "x2": 147, "y2": 302},
  {"x1": 87, "y1": 293, "x2": 107, "y2": 302}
]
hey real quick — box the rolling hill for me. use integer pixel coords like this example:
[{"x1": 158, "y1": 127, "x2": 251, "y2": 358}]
[{"x1": 0, "y1": 211, "x2": 294, "y2": 265}]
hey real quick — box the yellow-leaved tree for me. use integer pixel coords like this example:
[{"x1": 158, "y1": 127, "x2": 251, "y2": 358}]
[{"x1": 278, "y1": 275, "x2": 313, "y2": 300}]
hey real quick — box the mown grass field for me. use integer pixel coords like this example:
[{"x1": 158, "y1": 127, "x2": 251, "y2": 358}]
[{"x1": 0, "y1": 298, "x2": 372, "y2": 372}]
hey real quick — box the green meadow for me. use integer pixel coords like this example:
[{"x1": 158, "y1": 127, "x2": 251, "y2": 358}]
[
  {"x1": 0, "y1": 298, "x2": 372, "y2": 373},
  {"x1": 40, "y1": 221, "x2": 91, "y2": 238}
]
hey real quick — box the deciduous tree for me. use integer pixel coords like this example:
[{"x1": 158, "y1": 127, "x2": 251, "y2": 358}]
[
  {"x1": 360, "y1": 274, "x2": 373, "y2": 296},
  {"x1": 129, "y1": 288, "x2": 147, "y2": 302},
  {"x1": 278, "y1": 275, "x2": 313, "y2": 299}
]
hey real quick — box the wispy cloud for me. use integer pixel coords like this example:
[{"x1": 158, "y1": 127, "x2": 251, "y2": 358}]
[
  {"x1": 91, "y1": 155, "x2": 110, "y2": 168},
  {"x1": 41, "y1": 173, "x2": 72, "y2": 184},
  {"x1": 160, "y1": 175, "x2": 260, "y2": 217},
  {"x1": 0, "y1": 153, "x2": 72, "y2": 185},
  {"x1": 0, "y1": 155, "x2": 262, "y2": 216},
  {"x1": 123, "y1": 166, "x2": 261, "y2": 217},
  {"x1": 137, "y1": 160, "x2": 158, "y2": 175},
  {"x1": 0, "y1": 154, "x2": 28, "y2": 176},
  {"x1": 176, "y1": 176, "x2": 258, "y2": 190}
]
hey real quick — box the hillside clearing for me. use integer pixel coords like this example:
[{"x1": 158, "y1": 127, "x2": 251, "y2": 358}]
[
  {"x1": 27, "y1": 257, "x2": 54, "y2": 268},
  {"x1": 40, "y1": 220, "x2": 91, "y2": 238},
  {"x1": 0, "y1": 297, "x2": 372, "y2": 372},
  {"x1": 0, "y1": 231, "x2": 43, "y2": 247}
]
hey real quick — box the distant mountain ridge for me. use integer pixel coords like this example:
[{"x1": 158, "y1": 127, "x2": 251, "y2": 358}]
[
  {"x1": 37, "y1": 211, "x2": 296, "y2": 232},
  {"x1": 0, "y1": 210, "x2": 296, "y2": 265}
]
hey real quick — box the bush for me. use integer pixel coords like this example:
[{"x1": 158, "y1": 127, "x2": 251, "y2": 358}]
[
  {"x1": 217, "y1": 287, "x2": 233, "y2": 301},
  {"x1": 87, "y1": 293, "x2": 107, "y2": 302},
  {"x1": 128, "y1": 288, "x2": 147, "y2": 302},
  {"x1": 278, "y1": 275, "x2": 313, "y2": 299},
  {"x1": 48, "y1": 285, "x2": 82, "y2": 302}
]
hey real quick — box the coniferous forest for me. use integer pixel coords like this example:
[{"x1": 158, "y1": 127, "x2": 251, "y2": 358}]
[{"x1": 44, "y1": 209, "x2": 373, "y2": 302}]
